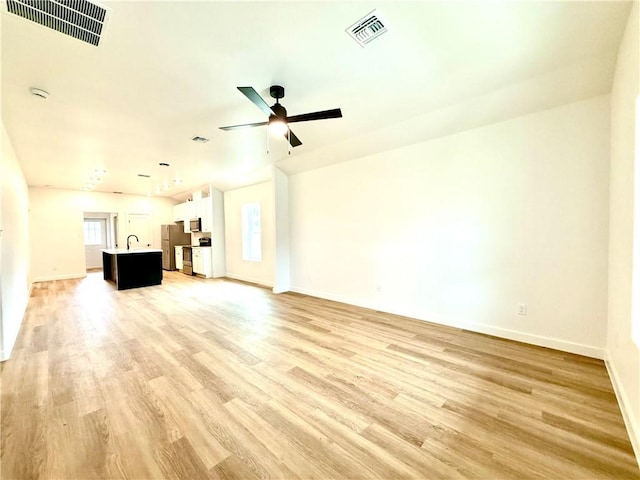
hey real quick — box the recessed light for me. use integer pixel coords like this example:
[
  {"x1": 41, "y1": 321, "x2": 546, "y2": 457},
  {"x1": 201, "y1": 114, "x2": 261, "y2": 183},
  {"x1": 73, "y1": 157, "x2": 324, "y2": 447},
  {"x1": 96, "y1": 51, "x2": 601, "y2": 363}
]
[{"x1": 29, "y1": 87, "x2": 49, "y2": 99}]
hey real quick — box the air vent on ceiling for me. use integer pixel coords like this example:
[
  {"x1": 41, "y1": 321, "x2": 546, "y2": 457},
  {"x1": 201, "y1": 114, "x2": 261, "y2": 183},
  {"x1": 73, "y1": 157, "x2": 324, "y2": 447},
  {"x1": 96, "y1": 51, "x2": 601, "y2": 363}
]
[
  {"x1": 5, "y1": 0, "x2": 111, "y2": 47},
  {"x1": 346, "y1": 10, "x2": 388, "y2": 47}
]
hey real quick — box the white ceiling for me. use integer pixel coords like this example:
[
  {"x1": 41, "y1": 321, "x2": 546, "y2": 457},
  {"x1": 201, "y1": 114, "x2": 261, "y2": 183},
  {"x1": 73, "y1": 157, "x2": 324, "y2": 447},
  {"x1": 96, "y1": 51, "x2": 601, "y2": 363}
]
[{"x1": 1, "y1": 1, "x2": 632, "y2": 200}]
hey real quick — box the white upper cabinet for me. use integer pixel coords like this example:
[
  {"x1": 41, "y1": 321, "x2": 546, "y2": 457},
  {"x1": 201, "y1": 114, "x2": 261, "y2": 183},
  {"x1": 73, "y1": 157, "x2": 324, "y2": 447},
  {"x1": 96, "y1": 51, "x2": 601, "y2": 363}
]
[
  {"x1": 184, "y1": 201, "x2": 195, "y2": 220},
  {"x1": 172, "y1": 203, "x2": 185, "y2": 222}
]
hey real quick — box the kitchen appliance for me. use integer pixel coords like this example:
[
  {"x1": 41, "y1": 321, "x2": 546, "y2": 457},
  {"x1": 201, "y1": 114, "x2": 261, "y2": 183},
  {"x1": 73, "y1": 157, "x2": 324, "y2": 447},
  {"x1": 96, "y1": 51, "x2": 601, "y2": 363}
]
[
  {"x1": 182, "y1": 246, "x2": 194, "y2": 276},
  {"x1": 190, "y1": 218, "x2": 202, "y2": 232},
  {"x1": 161, "y1": 224, "x2": 191, "y2": 271},
  {"x1": 199, "y1": 237, "x2": 211, "y2": 246}
]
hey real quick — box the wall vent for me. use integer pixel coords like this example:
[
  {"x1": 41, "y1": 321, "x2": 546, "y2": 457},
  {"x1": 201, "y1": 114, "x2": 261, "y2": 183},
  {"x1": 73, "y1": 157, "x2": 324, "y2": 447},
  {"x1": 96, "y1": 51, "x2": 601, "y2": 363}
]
[
  {"x1": 4, "y1": 0, "x2": 111, "y2": 47},
  {"x1": 346, "y1": 10, "x2": 388, "y2": 47}
]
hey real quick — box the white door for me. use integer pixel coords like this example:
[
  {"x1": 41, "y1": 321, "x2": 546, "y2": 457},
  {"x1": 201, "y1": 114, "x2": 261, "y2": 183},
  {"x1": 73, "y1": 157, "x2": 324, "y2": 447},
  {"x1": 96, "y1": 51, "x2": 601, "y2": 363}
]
[
  {"x1": 84, "y1": 218, "x2": 108, "y2": 269},
  {"x1": 126, "y1": 213, "x2": 152, "y2": 248}
]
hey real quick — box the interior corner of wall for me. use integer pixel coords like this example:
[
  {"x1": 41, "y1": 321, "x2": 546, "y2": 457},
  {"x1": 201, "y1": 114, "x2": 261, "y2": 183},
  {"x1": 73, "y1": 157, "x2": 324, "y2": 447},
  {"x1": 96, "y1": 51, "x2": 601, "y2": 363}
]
[{"x1": 605, "y1": 350, "x2": 640, "y2": 468}]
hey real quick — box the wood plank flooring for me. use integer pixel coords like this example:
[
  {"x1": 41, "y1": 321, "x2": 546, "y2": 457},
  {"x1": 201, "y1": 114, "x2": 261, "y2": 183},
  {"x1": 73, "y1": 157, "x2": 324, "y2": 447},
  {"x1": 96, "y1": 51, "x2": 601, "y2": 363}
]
[{"x1": 1, "y1": 271, "x2": 638, "y2": 479}]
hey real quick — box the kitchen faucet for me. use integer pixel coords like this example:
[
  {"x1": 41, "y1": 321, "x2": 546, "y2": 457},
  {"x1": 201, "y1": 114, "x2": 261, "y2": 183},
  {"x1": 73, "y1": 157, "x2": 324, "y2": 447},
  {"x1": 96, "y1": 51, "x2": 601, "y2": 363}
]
[{"x1": 126, "y1": 234, "x2": 139, "y2": 250}]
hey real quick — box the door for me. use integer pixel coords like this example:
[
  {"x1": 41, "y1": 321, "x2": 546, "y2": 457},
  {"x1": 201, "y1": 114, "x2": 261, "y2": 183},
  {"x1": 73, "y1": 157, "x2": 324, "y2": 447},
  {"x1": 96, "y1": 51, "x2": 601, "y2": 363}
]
[
  {"x1": 84, "y1": 218, "x2": 108, "y2": 269},
  {"x1": 127, "y1": 213, "x2": 152, "y2": 248}
]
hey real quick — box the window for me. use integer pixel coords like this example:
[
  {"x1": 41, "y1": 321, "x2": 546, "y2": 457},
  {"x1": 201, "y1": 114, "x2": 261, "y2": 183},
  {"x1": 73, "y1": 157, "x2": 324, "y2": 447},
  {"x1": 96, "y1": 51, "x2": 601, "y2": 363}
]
[
  {"x1": 242, "y1": 202, "x2": 262, "y2": 261},
  {"x1": 83, "y1": 219, "x2": 104, "y2": 246}
]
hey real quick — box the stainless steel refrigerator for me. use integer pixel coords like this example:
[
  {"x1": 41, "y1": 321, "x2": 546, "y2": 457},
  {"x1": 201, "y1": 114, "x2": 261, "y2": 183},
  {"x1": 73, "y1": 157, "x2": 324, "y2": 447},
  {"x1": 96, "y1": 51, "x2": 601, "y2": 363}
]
[{"x1": 161, "y1": 224, "x2": 191, "y2": 271}]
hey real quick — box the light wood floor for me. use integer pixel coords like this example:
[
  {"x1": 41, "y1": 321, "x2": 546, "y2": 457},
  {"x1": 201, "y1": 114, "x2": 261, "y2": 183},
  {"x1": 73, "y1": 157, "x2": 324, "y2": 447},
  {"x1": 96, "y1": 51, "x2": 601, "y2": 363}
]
[{"x1": 2, "y1": 271, "x2": 638, "y2": 479}]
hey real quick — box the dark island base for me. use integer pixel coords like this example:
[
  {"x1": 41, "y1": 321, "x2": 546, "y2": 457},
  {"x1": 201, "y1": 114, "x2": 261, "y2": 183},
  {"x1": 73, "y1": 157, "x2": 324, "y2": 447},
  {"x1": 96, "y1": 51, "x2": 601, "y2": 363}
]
[{"x1": 103, "y1": 251, "x2": 163, "y2": 290}]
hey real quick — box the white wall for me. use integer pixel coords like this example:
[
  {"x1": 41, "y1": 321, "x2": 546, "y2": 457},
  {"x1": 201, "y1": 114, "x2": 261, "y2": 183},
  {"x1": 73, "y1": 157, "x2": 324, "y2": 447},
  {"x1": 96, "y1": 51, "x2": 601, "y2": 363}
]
[
  {"x1": 607, "y1": 1, "x2": 640, "y2": 461},
  {"x1": 29, "y1": 187, "x2": 177, "y2": 282},
  {"x1": 289, "y1": 95, "x2": 610, "y2": 358},
  {"x1": 272, "y1": 167, "x2": 291, "y2": 293},
  {"x1": 1, "y1": 122, "x2": 31, "y2": 360},
  {"x1": 224, "y1": 181, "x2": 274, "y2": 286}
]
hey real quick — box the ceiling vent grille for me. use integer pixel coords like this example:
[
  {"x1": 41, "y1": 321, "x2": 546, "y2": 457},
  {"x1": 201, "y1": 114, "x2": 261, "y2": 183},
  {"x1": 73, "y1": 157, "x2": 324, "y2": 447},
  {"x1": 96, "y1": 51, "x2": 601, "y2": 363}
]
[
  {"x1": 346, "y1": 10, "x2": 388, "y2": 47},
  {"x1": 5, "y1": 0, "x2": 110, "y2": 46}
]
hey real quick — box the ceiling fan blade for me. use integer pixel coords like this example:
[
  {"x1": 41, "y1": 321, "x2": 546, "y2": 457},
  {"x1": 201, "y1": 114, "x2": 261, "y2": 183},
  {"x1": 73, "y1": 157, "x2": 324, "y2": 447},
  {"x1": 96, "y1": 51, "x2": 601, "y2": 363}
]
[
  {"x1": 219, "y1": 121, "x2": 268, "y2": 131},
  {"x1": 238, "y1": 86, "x2": 274, "y2": 116},
  {"x1": 287, "y1": 108, "x2": 342, "y2": 124},
  {"x1": 286, "y1": 129, "x2": 303, "y2": 147}
]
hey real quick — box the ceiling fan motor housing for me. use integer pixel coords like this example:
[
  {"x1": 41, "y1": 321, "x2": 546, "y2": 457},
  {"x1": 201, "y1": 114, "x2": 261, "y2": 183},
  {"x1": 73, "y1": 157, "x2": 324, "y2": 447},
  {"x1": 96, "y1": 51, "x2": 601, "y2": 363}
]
[
  {"x1": 270, "y1": 85, "x2": 285, "y2": 100},
  {"x1": 270, "y1": 103, "x2": 287, "y2": 120}
]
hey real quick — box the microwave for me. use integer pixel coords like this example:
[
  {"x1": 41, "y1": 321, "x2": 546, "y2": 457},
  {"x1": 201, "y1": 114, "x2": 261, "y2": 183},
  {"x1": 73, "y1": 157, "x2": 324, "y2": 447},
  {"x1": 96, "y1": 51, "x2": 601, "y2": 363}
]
[{"x1": 189, "y1": 218, "x2": 201, "y2": 232}]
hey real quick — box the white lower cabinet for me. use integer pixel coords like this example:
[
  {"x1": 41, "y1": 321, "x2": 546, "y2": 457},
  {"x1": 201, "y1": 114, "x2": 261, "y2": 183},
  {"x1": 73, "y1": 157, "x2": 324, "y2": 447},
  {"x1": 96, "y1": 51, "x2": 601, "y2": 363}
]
[
  {"x1": 192, "y1": 247, "x2": 212, "y2": 278},
  {"x1": 175, "y1": 246, "x2": 184, "y2": 270}
]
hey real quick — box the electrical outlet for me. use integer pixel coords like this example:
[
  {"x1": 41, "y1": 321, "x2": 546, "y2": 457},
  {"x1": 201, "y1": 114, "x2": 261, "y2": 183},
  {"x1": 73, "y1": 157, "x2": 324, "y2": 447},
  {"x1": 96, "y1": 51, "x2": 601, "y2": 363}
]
[{"x1": 517, "y1": 303, "x2": 527, "y2": 315}]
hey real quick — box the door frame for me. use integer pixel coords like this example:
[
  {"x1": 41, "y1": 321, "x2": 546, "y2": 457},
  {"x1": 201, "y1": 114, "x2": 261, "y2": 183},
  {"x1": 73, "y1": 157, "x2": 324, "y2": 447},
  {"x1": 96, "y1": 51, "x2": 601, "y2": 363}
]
[{"x1": 83, "y1": 212, "x2": 116, "y2": 270}]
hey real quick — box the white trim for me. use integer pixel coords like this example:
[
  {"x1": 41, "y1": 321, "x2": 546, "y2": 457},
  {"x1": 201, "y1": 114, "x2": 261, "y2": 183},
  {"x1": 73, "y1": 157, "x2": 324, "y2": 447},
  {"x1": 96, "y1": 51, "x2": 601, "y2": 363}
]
[
  {"x1": 605, "y1": 353, "x2": 640, "y2": 469},
  {"x1": 290, "y1": 285, "x2": 604, "y2": 359},
  {"x1": 0, "y1": 283, "x2": 33, "y2": 362},
  {"x1": 33, "y1": 273, "x2": 86, "y2": 283},
  {"x1": 225, "y1": 273, "x2": 273, "y2": 288}
]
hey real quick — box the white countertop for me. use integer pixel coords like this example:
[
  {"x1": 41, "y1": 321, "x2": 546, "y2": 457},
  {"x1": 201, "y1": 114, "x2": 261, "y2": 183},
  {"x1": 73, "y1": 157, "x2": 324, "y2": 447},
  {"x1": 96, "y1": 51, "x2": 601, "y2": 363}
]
[{"x1": 102, "y1": 248, "x2": 162, "y2": 255}]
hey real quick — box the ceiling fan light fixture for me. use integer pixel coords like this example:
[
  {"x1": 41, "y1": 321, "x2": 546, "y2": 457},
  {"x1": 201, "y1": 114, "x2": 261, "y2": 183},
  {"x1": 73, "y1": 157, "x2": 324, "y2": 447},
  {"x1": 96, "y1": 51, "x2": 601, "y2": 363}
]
[{"x1": 268, "y1": 118, "x2": 288, "y2": 136}]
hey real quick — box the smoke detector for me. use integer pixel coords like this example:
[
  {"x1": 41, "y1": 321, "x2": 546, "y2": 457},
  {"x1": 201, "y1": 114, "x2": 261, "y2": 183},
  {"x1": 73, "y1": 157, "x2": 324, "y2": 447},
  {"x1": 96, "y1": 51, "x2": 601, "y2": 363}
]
[{"x1": 346, "y1": 10, "x2": 388, "y2": 47}]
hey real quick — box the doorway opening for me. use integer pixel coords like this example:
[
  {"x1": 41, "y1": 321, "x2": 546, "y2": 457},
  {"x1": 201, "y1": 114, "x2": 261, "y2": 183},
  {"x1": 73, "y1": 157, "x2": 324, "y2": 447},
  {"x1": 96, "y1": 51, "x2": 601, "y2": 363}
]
[{"x1": 83, "y1": 212, "x2": 118, "y2": 271}]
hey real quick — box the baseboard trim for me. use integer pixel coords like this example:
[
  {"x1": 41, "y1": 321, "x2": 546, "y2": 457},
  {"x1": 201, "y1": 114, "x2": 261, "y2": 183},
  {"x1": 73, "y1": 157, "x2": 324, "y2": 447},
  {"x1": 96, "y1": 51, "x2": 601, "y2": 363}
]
[
  {"x1": 605, "y1": 353, "x2": 640, "y2": 468},
  {"x1": 0, "y1": 282, "x2": 33, "y2": 362},
  {"x1": 289, "y1": 286, "x2": 604, "y2": 359},
  {"x1": 456, "y1": 322, "x2": 604, "y2": 359},
  {"x1": 225, "y1": 273, "x2": 273, "y2": 288},
  {"x1": 33, "y1": 273, "x2": 86, "y2": 282}
]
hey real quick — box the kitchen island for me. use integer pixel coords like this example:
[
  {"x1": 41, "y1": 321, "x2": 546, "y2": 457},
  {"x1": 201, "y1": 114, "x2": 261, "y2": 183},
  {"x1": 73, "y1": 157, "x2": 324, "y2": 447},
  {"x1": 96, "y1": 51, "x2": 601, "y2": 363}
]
[{"x1": 102, "y1": 249, "x2": 163, "y2": 290}]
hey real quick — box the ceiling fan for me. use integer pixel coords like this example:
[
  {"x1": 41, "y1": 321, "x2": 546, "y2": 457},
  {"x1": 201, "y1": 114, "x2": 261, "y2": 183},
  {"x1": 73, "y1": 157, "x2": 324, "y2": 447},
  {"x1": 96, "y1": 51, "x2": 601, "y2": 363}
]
[{"x1": 219, "y1": 85, "x2": 342, "y2": 147}]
